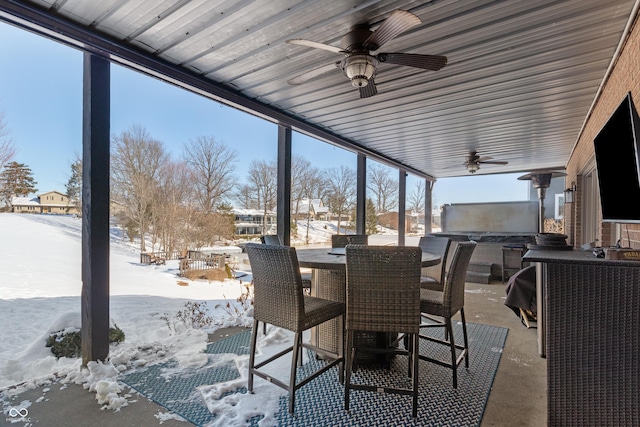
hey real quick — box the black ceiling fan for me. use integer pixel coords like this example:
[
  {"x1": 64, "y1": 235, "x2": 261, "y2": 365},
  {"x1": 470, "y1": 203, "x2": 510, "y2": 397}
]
[
  {"x1": 463, "y1": 151, "x2": 509, "y2": 173},
  {"x1": 286, "y1": 9, "x2": 447, "y2": 98}
]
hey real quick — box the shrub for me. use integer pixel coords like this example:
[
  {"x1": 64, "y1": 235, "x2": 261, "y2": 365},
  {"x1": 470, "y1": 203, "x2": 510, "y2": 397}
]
[
  {"x1": 220, "y1": 282, "x2": 253, "y2": 319},
  {"x1": 175, "y1": 301, "x2": 214, "y2": 329},
  {"x1": 161, "y1": 301, "x2": 214, "y2": 332},
  {"x1": 46, "y1": 325, "x2": 126, "y2": 358}
]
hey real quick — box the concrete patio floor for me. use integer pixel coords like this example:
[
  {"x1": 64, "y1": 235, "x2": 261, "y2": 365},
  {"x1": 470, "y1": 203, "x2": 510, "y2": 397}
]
[{"x1": 1, "y1": 281, "x2": 546, "y2": 426}]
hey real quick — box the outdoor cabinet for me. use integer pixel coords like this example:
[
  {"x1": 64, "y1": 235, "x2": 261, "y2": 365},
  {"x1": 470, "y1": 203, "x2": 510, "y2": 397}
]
[
  {"x1": 523, "y1": 249, "x2": 640, "y2": 426},
  {"x1": 501, "y1": 245, "x2": 527, "y2": 282}
]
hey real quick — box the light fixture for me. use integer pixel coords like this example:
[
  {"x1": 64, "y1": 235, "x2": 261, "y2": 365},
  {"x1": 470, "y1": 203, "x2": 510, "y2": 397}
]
[
  {"x1": 466, "y1": 163, "x2": 480, "y2": 173},
  {"x1": 564, "y1": 184, "x2": 576, "y2": 203},
  {"x1": 341, "y1": 55, "x2": 378, "y2": 87}
]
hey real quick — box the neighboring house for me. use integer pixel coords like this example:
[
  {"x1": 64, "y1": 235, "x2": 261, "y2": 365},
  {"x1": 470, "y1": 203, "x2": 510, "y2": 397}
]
[
  {"x1": 11, "y1": 191, "x2": 79, "y2": 215},
  {"x1": 292, "y1": 198, "x2": 330, "y2": 221},
  {"x1": 10, "y1": 196, "x2": 41, "y2": 214},
  {"x1": 233, "y1": 208, "x2": 276, "y2": 235}
]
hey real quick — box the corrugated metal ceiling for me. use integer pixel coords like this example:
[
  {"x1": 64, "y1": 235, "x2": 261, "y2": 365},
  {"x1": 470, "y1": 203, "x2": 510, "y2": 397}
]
[{"x1": 0, "y1": 0, "x2": 637, "y2": 179}]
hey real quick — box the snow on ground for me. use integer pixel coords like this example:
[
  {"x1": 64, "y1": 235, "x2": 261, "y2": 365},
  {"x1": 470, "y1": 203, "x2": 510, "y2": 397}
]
[
  {"x1": 0, "y1": 213, "x2": 425, "y2": 426},
  {"x1": 0, "y1": 213, "x2": 280, "y2": 425}
]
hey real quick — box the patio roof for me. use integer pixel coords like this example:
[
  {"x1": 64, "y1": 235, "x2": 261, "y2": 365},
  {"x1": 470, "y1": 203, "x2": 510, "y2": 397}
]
[{"x1": 1, "y1": 0, "x2": 637, "y2": 179}]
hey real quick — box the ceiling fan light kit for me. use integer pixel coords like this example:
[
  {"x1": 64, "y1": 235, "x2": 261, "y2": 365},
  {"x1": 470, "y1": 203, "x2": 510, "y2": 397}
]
[
  {"x1": 466, "y1": 163, "x2": 480, "y2": 173},
  {"x1": 342, "y1": 55, "x2": 378, "y2": 87}
]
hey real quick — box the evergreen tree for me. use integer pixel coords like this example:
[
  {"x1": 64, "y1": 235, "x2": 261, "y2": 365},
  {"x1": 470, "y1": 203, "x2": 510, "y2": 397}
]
[
  {"x1": 365, "y1": 197, "x2": 378, "y2": 235},
  {"x1": 66, "y1": 156, "x2": 82, "y2": 213},
  {"x1": 0, "y1": 161, "x2": 37, "y2": 205}
]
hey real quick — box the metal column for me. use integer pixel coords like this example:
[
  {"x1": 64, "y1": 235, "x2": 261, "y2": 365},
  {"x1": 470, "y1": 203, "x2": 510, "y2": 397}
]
[{"x1": 81, "y1": 53, "x2": 111, "y2": 366}]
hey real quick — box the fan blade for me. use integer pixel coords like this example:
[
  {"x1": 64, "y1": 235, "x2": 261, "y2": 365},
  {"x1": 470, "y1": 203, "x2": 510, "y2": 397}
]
[
  {"x1": 287, "y1": 62, "x2": 341, "y2": 85},
  {"x1": 475, "y1": 156, "x2": 493, "y2": 162},
  {"x1": 479, "y1": 160, "x2": 509, "y2": 165},
  {"x1": 363, "y1": 10, "x2": 421, "y2": 50},
  {"x1": 377, "y1": 52, "x2": 447, "y2": 71},
  {"x1": 359, "y1": 79, "x2": 378, "y2": 98},
  {"x1": 286, "y1": 39, "x2": 344, "y2": 54}
]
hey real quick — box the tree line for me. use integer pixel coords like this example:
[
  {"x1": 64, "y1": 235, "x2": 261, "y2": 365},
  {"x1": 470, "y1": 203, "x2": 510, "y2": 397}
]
[{"x1": 0, "y1": 119, "x2": 428, "y2": 252}]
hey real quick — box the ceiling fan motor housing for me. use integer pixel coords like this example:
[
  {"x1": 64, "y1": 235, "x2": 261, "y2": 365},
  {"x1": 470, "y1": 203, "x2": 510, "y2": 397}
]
[{"x1": 340, "y1": 26, "x2": 373, "y2": 51}]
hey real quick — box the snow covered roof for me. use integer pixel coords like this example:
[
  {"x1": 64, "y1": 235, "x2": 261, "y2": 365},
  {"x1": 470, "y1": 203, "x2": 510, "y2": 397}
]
[
  {"x1": 233, "y1": 208, "x2": 275, "y2": 216},
  {"x1": 11, "y1": 196, "x2": 39, "y2": 206},
  {"x1": 296, "y1": 198, "x2": 329, "y2": 215}
]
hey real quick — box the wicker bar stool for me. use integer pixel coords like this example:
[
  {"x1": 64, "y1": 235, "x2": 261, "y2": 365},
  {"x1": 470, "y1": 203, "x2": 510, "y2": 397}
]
[
  {"x1": 261, "y1": 233, "x2": 311, "y2": 296},
  {"x1": 331, "y1": 234, "x2": 368, "y2": 248},
  {"x1": 245, "y1": 243, "x2": 345, "y2": 415},
  {"x1": 418, "y1": 235, "x2": 452, "y2": 291},
  {"x1": 260, "y1": 234, "x2": 282, "y2": 245},
  {"x1": 344, "y1": 245, "x2": 422, "y2": 418},
  {"x1": 418, "y1": 241, "x2": 476, "y2": 389}
]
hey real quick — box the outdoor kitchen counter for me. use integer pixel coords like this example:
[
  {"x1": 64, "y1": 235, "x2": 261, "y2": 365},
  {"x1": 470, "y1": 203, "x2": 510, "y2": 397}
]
[{"x1": 523, "y1": 248, "x2": 640, "y2": 426}]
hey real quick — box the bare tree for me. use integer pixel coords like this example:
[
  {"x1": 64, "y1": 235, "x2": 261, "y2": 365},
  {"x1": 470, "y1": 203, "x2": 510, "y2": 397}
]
[
  {"x1": 408, "y1": 180, "x2": 425, "y2": 214},
  {"x1": 325, "y1": 165, "x2": 356, "y2": 234},
  {"x1": 291, "y1": 156, "x2": 311, "y2": 218},
  {"x1": 111, "y1": 125, "x2": 168, "y2": 252},
  {"x1": 0, "y1": 109, "x2": 16, "y2": 172},
  {"x1": 0, "y1": 108, "x2": 17, "y2": 209},
  {"x1": 153, "y1": 160, "x2": 193, "y2": 253},
  {"x1": 367, "y1": 163, "x2": 398, "y2": 213},
  {"x1": 183, "y1": 136, "x2": 237, "y2": 213},
  {"x1": 294, "y1": 161, "x2": 326, "y2": 243},
  {"x1": 234, "y1": 183, "x2": 255, "y2": 209},
  {"x1": 244, "y1": 159, "x2": 277, "y2": 234}
]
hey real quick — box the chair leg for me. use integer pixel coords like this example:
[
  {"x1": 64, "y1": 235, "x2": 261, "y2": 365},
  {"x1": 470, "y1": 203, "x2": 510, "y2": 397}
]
[
  {"x1": 446, "y1": 318, "x2": 458, "y2": 389},
  {"x1": 344, "y1": 330, "x2": 354, "y2": 411},
  {"x1": 248, "y1": 318, "x2": 259, "y2": 392},
  {"x1": 338, "y1": 314, "x2": 344, "y2": 384},
  {"x1": 411, "y1": 333, "x2": 419, "y2": 418},
  {"x1": 460, "y1": 308, "x2": 469, "y2": 369},
  {"x1": 405, "y1": 333, "x2": 412, "y2": 377},
  {"x1": 297, "y1": 334, "x2": 303, "y2": 367},
  {"x1": 288, "y1": 331, "x2": 301, "y2": 415}
]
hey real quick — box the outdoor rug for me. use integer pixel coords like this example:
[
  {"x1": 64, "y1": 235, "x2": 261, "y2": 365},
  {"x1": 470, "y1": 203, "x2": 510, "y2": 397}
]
[{"x1": 121, "y1": 323, "x2": 508, "y2": 426}]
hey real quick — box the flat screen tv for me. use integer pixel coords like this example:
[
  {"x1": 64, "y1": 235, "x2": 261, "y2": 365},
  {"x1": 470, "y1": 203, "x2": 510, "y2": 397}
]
[{"x1": 593, "y1": 92, "x2": 640, "y2": 223}]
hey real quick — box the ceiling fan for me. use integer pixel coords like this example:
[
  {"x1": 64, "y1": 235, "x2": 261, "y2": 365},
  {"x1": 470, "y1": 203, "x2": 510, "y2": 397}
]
[
  {"x1": 464, "y1": 151, "x2": 509, "y2": 173},
  {"x1": 286, "y1": 9, "x2": 447, "y2": 98}
]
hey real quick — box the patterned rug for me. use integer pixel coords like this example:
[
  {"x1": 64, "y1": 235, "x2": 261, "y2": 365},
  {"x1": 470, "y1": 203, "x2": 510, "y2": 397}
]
[{"x1": 121, "y1": 323, "x2": 508, "y2": 426}]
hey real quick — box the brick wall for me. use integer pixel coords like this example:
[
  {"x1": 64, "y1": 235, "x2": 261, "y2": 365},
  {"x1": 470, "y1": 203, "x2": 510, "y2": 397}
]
[{"x1": 565, "y1": 10, "x2": 640, "y2": 249}]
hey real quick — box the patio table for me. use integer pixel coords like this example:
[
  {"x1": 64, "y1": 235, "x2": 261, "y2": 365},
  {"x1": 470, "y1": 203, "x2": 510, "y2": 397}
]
[{"x1": 296, "y1": 247, "x2": 441, "y2": 358}]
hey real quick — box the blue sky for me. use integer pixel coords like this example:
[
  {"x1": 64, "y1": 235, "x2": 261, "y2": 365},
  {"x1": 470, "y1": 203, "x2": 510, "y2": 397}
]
[{"x1": 0, "y1": 21, "x2": 530, "y2": 208}]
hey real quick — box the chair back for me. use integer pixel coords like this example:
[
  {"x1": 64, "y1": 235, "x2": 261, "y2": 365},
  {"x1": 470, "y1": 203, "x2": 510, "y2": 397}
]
[
  {"x1": 246, "y1": 243, "x2": 304, "y2": 331},
  {"x1": 331, "y1": 234, "x2": 368, "y2": 248},
  {"x1": 260, "y1": 234, "x2": 282, "y2": 245},
  {"x1": 345, "y1": 245, "x2": 422, "y2": 334},
  {"x1": 442, "y1": 241, "x2": 476, "y2": 315},
  {"x1": 419, "y1": 235, "x2": 452, "y2": 284}
]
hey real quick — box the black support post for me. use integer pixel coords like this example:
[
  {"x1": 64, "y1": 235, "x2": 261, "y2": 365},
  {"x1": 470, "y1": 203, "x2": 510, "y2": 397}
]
[
  {"x1": 356, "y1": 154, "x2": 366, "y2": 235},
  {"x1": 425, "y1": 179, "x2": 434, "y2": 234},
  {"x1": 398, "y1": 170, "x2": 406, "y2": 246},
  {"x1": 81, "y1": 53, "x2": 110, "y2": 366},
  {"x1": 277, "y1": 125, "x2": 292, "y2": 245}
]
